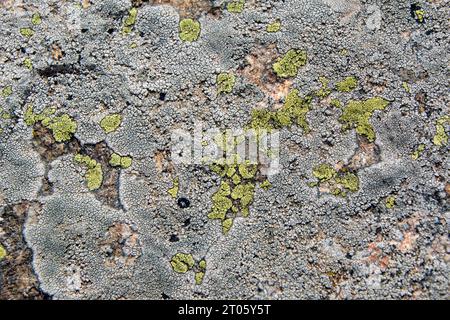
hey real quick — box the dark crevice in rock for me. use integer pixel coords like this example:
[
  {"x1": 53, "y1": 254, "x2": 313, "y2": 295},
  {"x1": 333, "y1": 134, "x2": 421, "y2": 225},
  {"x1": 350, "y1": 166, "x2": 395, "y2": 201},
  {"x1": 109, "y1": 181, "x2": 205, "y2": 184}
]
[{"x1": 0, "y1": 201, "x2": 51, "y2": 300}]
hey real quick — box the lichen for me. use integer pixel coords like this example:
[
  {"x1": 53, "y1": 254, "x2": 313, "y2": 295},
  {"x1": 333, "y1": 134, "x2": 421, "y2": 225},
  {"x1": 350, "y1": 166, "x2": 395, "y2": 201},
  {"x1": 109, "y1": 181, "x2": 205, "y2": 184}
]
[
  {"x1": 222, "y1": 218, "x2": 233, "y2": 234},
  {"x1": 168, "y1": 177, "x2": 179, "y2": 199},
  {"x1": 20, "y1": 28, "x2": 34, "y2": 38},
  {"x1": 260, "y1": 179, "x2": 272, "y2": 190},
  {"x1": 414, "y1": 9, "x2": 425, "y2": 23},
  {"x1": 266, "y1": 21, "x2": 281, "y2": 33},
  {"x1": 312, "y1": 163, "x2": 336, "y2": 182},
  {"x1": 411, "y1": 144, "x2": 425, "y2": 160},
  {"x1": 273, "y1": 49, "x2": 307, "y2": 78},
  {"x1": 31, "y1": 12, "x2": 42, "y2": 25},
  {"x1": 386, "y1": 196, "x2": 396, "y2": 209},
  {"x1": 74, "y1": 154, "x2": 103, "y2": 191},
  {"x1": 122, "y1": 7, "x2": 138, "y2": 34},
  {"x1": 316, "y1": 77, "x2": 331, "y2": 98},
  {"x1": 312, "y1": 163, "x2": 360, "y2": 195},
  {"x1": 227, "y1": 0, "x2": 245, "y2": 13},
  {"x1": 402, "y1": 82, "x2": 411, "y2": 93},
  {"x1": 0, "y1": 244, "x2": 6, "y2": 260},
  {"x1": 47, "y1": 114, "x2": 77, "y2": 142},
  {"x1": 1, "y1": 85, "x2": 12, "y2": 97},
  {"x1": 170, "y1": 253, "x2": 195, "y2": 274},
  {"x1": 432, "y1": 115, "x2": 449, "y2": 147},
  {"x1": 217, "y1": 72, "x2": 236, "y2": 94},
  {"x1": 339, "y1": 97, "x2": 390, "y2": 142},
  {"x1": 249, "y1": 89, "x2": 311, "y2": 133},
  {"x1": 179, "y1": 18, "x2": 201, "y2": 42},
  {"x1": 100, "y1": 114, "x2": 122, "y2": 133},
  {"x1": 195, "y1": 271, "x2": 205, "y2": 285},
  {"x1": 109, "y1": 153, "x2": 132, "y2": 169},
  {"x1": 330, "y1": 99, "x2": 341, "y2": 108},
  {"x1": 23, "y1": 58, "x2": 33, "y2": 70},
  {"x1": 336, "y1": 76, "x2": 358, "y2": 92}
]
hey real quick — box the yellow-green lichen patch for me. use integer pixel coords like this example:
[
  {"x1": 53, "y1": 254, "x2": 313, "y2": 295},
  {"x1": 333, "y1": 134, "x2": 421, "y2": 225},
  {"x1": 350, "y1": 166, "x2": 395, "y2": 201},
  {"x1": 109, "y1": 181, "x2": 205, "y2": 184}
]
[
  {"x1": 411, "y1": 144, "x2": 425, "y2": 160},
  {"x1": 266, "y1": 21, "x2": 281, "y2": 33},
  {"x1": 249, "y1": 89, "x2": 312, "y2": 133},
  {"x1": 0, "y1": 244, "x2": 6, "y2": 260},
  {"x1": 168, "y1": 177, "x2": 179, "y2": 199},
  {"x1": 227, "y1": 0, "x2": 245, "y2": 13},
  {"x1": 330, "y1": 99, "x2": 341, "y2": 108},
  {"x1": 402, "y1": 82, "x2": 411, "y2": 93},
  {"x1": 170, "y1": 253, "x2": 195, "y2": 274},
  {"x1": 316, "y1": 76, "x2": 331, "y2": 98},
  {"x1": 217, "y1": 72, "x2": 236, "y2": 94},
  {"x1": 273, "y1": 49, "x2": 307, "y2": 78},
  {"x1": 432, "y1": 115, "x2": 450, "y2": 147},
  {"x1": 100, "y1": 114, "x2": 122, "y2": 133},
  {"x1": 208, "y1": 159, "x2": 258, "y2": 234},
  {"x1": 74, "y1": 154, "x2": 103, "y2": 191},
  {"x1": 47, "y1": 114, "x2": 77, "y2": 142},
  {"x1": 339, "y1": 97, "x2": 390, "y2": 142},
  {"x1": 313, "y1": 163, "x2": 336, "y2": 182},
  {"x1": 260, "y1": 179, "x2": 272, "y2": 190},
  {"x1": 414, "y1": 9, "x2": 425, "y2": 23},
  {"x1": 122, "y1": 7, "x2": 138, "y2": 34},
  {"x1": 336, "y1": 76, "x2": 358, "y2": 92},
  {"x1": 179, "y1": 18, "x2": 201, "y2": 42},
  {"x1": 109, "y1": 153, "x2": 133, "y2": 169},
  {"x1": 195, "y1": 271, "x2": 205, "y2": 285},
  {"x1": 385, "y1": 196, "x2": 396, "y2": 209},
  {"x1": 23, "y1": 58, "x2": 33, "y2": 70},
  {"x1": 311, "y1": 163, "x2": 360, "y2": 196},
  {"x1": 20, "y1": 28, "x2": 34, "y2": 38},
  {"x1": 1, "y1": 85, "x2": 12, "y2": 98},
  {"x1": 31, "y1": 12, "x2": 42, "y2": 25}
]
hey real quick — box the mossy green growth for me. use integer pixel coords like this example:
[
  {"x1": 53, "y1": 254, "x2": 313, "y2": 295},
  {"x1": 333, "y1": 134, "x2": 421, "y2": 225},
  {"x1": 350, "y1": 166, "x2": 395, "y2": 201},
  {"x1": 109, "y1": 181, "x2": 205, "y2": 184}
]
[
  {"x1": 168, "y1": 177, "x2": 179, "y2": 199},
  {"x1": 0, "y1": 244, "x2": 6, "y2": 260},
  {"x1": 23, "y1": 58, "x2": 33, "y2": 70},
  {"x1": 411, "y1": 144, "x2": 425, "y2": 160},
  {"x1": 339, "y1": 97, "x2": 390, "y2": 142},
  {"x1": 31, "y1": 12, "x2": 42, "y2": 25},
  {"x1": 316, "y1": 77, "x2": 331, "y2": 98},
  {"x1": 100, "y1": 114, "x2": 122, "y2": 133},
  {"x1": 208, "y1": 181, "x2": 233, "y2": 220},
  {"x1": 199, "y1": 259, "x2": 207, "y2": 270},
  {"x1": 414, "y1": 9, "x2": 425, "y2": 23},
  {"x1": 179, "y1": 18, "x2": 201, "y2": 42},
  {"x1": 20, "y1": 28, "x2": 34, "y2": 38},
  {"x1": 273, "y1": 49, "x2": 307, "y2": 78},
  {"x1": 122, "y1": 7, "x2": 138, "y2": 34},
  {"x1": 385, "y1": 196, "x2": 396, "y2": 209},
  {"x1": 312, "y1": 163, "x2": 336, "y2": 182},
  {"x1": 74, "y1": 154, "x2": 103, "y2": 191},
  {"x1": 336, "y1": 76, "x2": 358, "y2": 92},
  {"x1": 170, "y1": 253, "x2": 195, "y2": 274},
  {"x1": 217, "y1": 72, "x2": 236, "y2": 94},
  {"x1": 266, "y1": 21, "x2": 281, "y2": 33},
  {"x1": 1, "y1": 86, "x2": 12, "y2": 98},
  {"x1": 227, "y1": 0, "x2": 245, "y2": 13},
  {"x1": 432, "y1": 115, "x2": 450, "y2": 147},
  {"x1": 109, "y1": 153, "x2": 132, "y2": 169},
  {"x1": 47, "y1": 114, "x2": 77, "y2": 142}
]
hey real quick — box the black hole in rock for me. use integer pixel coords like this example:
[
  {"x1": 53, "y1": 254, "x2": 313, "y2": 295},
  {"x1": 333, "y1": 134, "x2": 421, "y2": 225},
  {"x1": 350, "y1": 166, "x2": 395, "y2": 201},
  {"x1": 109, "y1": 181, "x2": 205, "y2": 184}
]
[
  {"x1": 183, "y1": 218, "x2": 191, "y2": 227},
  {"x1": 159, "y1": 92, "x2": 166, "y2": 101},
  {"x1": 67, "y1": 94, "x2": 73, "y2": 100},
  {"x1": 162, "y1": 293, "x2": 170, "y2": 300},
  {"x1": 169, "y1": 234, "x2": 179, "y2": 242},
  {"x1": 81, "y1": 28, "x2": 88, "y2": 33},
  {"x1": 107, "y1": 28, "x2": 115, "y2": 34},
  {"x1": 178, "y1": 197, "x2": 190, "y2": 209}
]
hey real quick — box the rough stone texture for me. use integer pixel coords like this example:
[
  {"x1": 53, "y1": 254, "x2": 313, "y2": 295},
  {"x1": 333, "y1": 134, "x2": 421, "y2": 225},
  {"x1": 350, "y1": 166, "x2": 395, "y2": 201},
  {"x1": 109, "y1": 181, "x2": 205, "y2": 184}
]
[{"x1": 0, "y1": 0, "x2": 448, "y2": 300}]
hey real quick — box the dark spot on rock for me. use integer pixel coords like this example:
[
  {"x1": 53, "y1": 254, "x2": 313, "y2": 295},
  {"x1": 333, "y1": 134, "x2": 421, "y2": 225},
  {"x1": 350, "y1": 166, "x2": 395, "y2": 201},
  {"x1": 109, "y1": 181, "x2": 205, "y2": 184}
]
[
  {"x1": 161, "y1": 292, "x2": 171, "y2": 300},
  {"x1": 159, "y1": 92, "x2": 166, "y2": 101},
  {"x1": 183, "y1": 218, "x2": 191, "y2": 227},
  {"x1": 178, "y1": 197, "x2": 190, "y2": 209},
  {"x1": 107, "y1": 28, "x2": 115, "y2": 34},
  {"x1": 169, "y1": 234, "x2": 179, "y2": 242}
]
